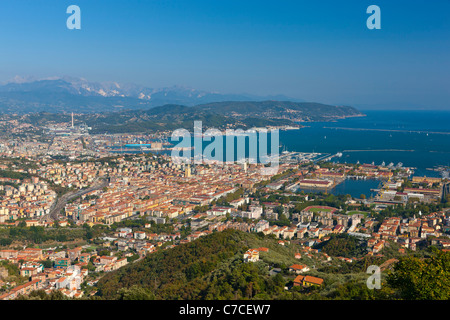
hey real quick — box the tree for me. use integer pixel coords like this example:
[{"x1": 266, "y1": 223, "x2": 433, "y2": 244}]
[
  {"x1": 87, "y1": 261, "x2": 96, "y2": 272},
  {"x1": 98, "y1": 249, "x2": 110, "y2": 256},
  {"x1": 387, "y1": 250, "x2": 450, "y2": 299},
  {"x1": 117, "y1": 285, "x2": 155, "y2": 300},
  {"x1": 39, "y1": 259, "x2": 53, "y2": 268}
]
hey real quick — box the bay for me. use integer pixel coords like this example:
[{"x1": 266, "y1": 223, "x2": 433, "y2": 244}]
[{"x1": 280, "y1": 110, "x2": 450, "y2": 178}]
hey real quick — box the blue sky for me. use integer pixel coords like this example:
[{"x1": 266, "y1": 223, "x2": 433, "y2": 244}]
[{"x1": 0, "y1": 0, "x2": 449, "y2": 109}]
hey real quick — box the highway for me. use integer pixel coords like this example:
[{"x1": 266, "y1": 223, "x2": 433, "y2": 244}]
[{"x1": 45, "y1": 178, "x2": 109, "y2": 222}]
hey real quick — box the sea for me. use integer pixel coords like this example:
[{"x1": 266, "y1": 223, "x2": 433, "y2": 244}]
[
  {"x1": 281, "y1": 110, "x2": 450, "y2": 175},
  {"x1": 282, "y1": 110, "x2": 450, "y2": 198}
]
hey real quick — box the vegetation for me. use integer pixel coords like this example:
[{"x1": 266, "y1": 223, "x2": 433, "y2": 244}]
[
  {"x1": 387, "y1": 249, "x2": 450, "y2": 299},
  {"x1": 313, "y1": 234, "x2": 367, "y2": 258},
  {"x1": 96, "y1": 229, "x2": 247, "y2": 299},
  {"x1": 0, "y1": 225, "x2": 89, "y2": 246}
]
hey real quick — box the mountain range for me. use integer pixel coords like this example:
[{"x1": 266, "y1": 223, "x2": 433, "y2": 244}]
[
  {"x1": 0, "y1": 76, "x2": 304, "y2": 113},
  {"x1": 0, "y1": 76, "x2": 364, "y2": 133}
]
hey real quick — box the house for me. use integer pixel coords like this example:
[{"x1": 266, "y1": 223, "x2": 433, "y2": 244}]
[
  {"x1": 289, "y1": 264, "x2": 310, "y2": 274},
  {"x1": 67, "y1": 247, "x2": 82, "y2": 262},
  {"x1": 118, "y1": 228, "x2": 132, "y2": 238},
  {"x1": 206, "y1": 206, "x2": 232, "y2": 216},
  {"x1": 308, "y1": 228, "x2": 320, "y2": 238},
  {"x1": 113, "y1": 258, "x2": 128, "y2": 270},
  {"x1": 296, "y1": 227, "x2": 307, "y2": 239},
  {"x1": 252, "y1": 220, "x2": 270, "y2": 233},
  {"x1": 243, "y1": 249, "x2": 259, "y2": 262},
  {"x1": 99, "y1": 256, "x2": 117, "y2": 265},
  {"x1": 367, "y1": 239, "x2": 377, "y2": 248},
  {"x1": 0, "y1": 279, "x2": 41, "y2": 300},
  {"x1": 293, "y1": 275, "x2": 324, "y2": 287},
  {"x1": 20, "y1": 248, "x2": 43, "y2": 260},
  {"x1": 55, "y1": 258, "x2": 70, "y2": 268},
  {"x1": 20, "y1": 267, "x2": 40, "y2": 278},
  {"x1": 229, "y1": 197, "x2": 249, "y2": 209},
  {"x1": 283, "y1": 228, "x2": 296, "y2": 240},
  {"x1": 79, "y1": 253, "x2": 91, "y2": 263},
  {"x1": 333, "y1": 224, "x2": 345, "y2": 234},
  {"x1": 337, "y1": 257, "x2": 353, "y2": 263},
  {"x1": 134, "y1": 231, "x2": 146, "y2": 240},
  {"x1": 373, "y1": 241, "x2": 385, "y2": 253},
  {"x1": 0, "y1": 250, "x2": 18, "y2": 259},
  {"x1": 56, "y1": 277, "x2": 68, "y2": 289}
]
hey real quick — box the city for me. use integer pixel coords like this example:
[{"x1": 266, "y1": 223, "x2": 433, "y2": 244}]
[
  {"x1": 1, "y1": 0, "x2": 450, "y2": 314},
  {"x1": 0, "y1": 119, "x2": 448, "y2": 299}
]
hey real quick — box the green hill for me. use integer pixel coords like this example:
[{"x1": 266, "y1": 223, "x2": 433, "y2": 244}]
[
  {"x1": 19, "y1": 100, "x2": 363, "y2": 134},
  {"x1": 96, "y1": 229, "x2": 287, "y2": 300}
]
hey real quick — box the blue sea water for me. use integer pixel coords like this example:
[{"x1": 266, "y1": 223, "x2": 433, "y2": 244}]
[
  {"x1": 280, "y1": 110, "x2": 450, "y2": 177},
  {"x1": 298, "y1": 179, "x2": 382, "y2": 199}
]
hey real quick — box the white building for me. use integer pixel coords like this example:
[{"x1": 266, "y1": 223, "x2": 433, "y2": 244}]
[
  {"x1": 134, "y1": 231, "x2": 146, "y2": 240},
  {"x1": 252, "y1": 220, "x2": 270, "y2": 233}
]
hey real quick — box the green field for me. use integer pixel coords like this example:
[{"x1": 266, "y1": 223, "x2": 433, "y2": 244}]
[{"x1": 305, "y1": 206, "x2": 336, "y2": 213}]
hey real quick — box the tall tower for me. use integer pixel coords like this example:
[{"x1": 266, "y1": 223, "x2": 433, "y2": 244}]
[
  {"x1": 71, "y1": 112, "x2": 74, "y2": 128},
  {"x1": 442, "y1": 182, "x2": 450, "y2": 203}
]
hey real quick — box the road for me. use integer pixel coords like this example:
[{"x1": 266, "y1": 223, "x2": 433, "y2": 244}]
[{"x1": 46, "y1": 178, "x2": 109, "y2": 221}]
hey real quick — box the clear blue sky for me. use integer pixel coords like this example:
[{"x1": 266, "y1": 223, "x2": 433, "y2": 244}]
[{"x1": 0, "y1": 0, "x2": 449, "y2": 109}]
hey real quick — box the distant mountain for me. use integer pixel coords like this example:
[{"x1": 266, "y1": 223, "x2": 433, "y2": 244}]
[
  {"x1": 192, "y1": 101, "x2": 362, "y2": 122},
  {"x1": 0, "y1": 77, "x2": 303, "y2": 113}
]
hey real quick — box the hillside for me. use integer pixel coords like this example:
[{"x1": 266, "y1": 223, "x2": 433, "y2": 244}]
[
  {"x1": 194, "y1": 101, "x2": 363, "y2": 122},
  {"x1": 95, "y1": 229, "x2": 274, "y2": 300},
  {"x1": 93, "y1": 229, "x2": 390, "y2": 300},
  {"x1": 16, "y1": 100, "x2": 363, "y2": 134}
]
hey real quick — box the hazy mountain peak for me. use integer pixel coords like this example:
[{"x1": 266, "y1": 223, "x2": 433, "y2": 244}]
[{"x1": 0, "y1": 76, "x2": 307, "y2": 113}]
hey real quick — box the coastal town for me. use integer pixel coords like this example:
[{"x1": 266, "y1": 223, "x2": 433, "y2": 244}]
[{"x1": 0, "y1": 123, "x2": 449, "y2": 300}]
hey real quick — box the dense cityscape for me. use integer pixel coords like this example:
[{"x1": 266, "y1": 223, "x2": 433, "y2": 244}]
[
  {"x1": 0, "y1": 115, "x2": 448, "y2": 300},
  {"x1": 1, "y1": 2, "x2": 450, "y2": 314}
]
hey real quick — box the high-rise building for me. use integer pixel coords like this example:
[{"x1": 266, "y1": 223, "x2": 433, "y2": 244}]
[{"x1": 185, "y1": 165, "x2": 191, "y2": 178}]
